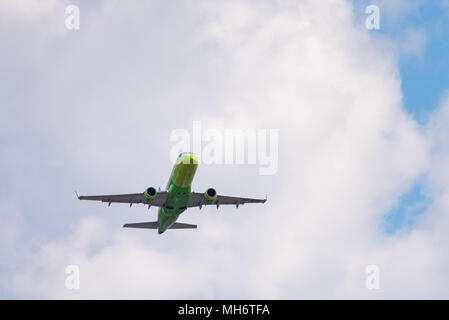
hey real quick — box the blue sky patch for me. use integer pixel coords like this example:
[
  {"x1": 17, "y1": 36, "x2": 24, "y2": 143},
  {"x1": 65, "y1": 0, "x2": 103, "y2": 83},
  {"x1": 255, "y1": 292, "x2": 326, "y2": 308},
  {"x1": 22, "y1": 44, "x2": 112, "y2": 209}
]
[
  {"x1": 397, "y1": 2, "x2": 449, "y2": 124},
  {"x1": 353, "y1": 1, "x2": 449, "y2": 124},
  {"x1": 382, "y1": 179, "x2": 432, "y2": 234}
]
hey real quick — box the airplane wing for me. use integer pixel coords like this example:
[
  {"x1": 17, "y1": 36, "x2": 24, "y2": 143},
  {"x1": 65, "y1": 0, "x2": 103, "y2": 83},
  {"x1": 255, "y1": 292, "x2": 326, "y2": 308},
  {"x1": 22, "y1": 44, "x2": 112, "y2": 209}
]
[
  {"x1": 77, "y1": 191, "x2": 168, "y2": 207},
  {"x1": 187, "y1": 192, "x2": 267, "y2": 208}
]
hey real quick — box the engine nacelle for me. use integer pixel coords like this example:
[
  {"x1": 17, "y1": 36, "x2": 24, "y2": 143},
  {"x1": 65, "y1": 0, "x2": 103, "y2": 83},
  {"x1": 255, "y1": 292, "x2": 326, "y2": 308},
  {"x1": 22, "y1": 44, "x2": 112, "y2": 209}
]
[
  {"x1": 144, "y1": 187, "x2": 157, "y2": 204},
  {"x1": 204, "y1": 188, "x2": 217, "y2": 204}
]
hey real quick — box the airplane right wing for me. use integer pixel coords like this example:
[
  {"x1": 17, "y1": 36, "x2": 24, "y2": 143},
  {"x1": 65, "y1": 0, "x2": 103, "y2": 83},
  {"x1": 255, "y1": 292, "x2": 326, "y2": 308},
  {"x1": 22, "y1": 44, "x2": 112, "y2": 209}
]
[{"x1": 187, "y1": 192, "x2": 267, "y2": 208}]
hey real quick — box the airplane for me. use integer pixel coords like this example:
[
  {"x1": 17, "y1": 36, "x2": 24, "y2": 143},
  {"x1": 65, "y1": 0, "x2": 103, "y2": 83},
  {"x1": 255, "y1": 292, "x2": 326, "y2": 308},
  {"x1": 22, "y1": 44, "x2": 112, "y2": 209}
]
[{"x1": 76, "y1": 152, "x2": 267, "y2": 234}]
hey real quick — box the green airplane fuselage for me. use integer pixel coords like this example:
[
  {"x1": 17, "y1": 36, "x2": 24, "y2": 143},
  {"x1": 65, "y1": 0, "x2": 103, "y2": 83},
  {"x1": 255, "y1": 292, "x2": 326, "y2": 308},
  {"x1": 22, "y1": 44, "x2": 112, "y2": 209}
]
[{"x1": 157, "y1": 153, "x2": 198, "y2": 233}]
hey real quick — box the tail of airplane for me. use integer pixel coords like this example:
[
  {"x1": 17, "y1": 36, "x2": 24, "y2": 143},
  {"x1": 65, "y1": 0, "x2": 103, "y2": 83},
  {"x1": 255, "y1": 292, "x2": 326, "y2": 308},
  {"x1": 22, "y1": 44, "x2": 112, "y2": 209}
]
[{"x1": 123, "y1": 221, "x2": 197, "y2": 229}]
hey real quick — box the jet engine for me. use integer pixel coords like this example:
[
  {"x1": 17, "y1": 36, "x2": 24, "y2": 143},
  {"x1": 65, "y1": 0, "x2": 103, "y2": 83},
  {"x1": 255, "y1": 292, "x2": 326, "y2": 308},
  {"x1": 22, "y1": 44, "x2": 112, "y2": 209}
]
[
  {"x1": 144, "y1": 187, "x2": 157, "y2": 204},
  {"x1": 204, "y1": 188, "x2": 217, "y2": 204}
]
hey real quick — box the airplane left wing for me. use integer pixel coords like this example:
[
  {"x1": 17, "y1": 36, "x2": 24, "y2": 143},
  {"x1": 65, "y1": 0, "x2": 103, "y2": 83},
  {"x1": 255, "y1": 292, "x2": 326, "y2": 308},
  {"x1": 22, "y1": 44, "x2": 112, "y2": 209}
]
[
  {"x1": 188, "y1": 192, "x2": 267, "y2": 208},
  {"x1": 77, "y1": 191, "x2": 168, "y2": 207}
]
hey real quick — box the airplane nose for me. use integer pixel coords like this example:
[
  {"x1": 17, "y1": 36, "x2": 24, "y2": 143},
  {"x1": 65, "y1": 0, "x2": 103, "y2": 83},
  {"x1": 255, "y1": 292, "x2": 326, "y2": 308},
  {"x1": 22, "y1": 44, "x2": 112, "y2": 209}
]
[
  {"x1": 188, "y1": 152, "x2": 198, "y2": 163},
  {"x1": 177, "y1": 152, "x2": 198, "y2": 165},
  {"x1": 171, "y1": 153, "x2": 198, "y2": 187},
  {"x1": 189, "y1": 153, "x2": 198, "y2": 165}
]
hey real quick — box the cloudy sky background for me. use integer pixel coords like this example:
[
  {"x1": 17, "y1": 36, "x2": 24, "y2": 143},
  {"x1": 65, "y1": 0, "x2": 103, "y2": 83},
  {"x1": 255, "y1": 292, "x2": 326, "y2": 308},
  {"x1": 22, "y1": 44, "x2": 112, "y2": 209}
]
[{"x1": 1, "y1": 0, "x2": 449, "y2": 298}]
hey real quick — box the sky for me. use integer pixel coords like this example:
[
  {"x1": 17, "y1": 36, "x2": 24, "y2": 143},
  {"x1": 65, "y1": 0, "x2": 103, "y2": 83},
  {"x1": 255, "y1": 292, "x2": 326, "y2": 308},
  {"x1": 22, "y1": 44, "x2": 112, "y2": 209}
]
[{"x1": 1, "y1": 0, "x2": 449, "y2": 299}]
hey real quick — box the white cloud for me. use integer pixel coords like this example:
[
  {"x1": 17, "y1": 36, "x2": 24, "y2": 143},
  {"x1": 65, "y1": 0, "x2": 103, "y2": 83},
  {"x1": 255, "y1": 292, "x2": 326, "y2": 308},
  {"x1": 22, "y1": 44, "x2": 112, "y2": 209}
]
[
  {"x1": 1, "y1": 0, "x2": 449, "y2": 299},
  {"x1": 0, "y1": 0, "x2": 63, "y2": 19}
]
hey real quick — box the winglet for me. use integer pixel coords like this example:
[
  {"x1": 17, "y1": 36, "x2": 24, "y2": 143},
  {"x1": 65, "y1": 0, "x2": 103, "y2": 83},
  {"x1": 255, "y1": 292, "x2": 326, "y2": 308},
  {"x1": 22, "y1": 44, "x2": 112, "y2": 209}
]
[
  {"x1": 75, "y1": 191, "x2": 81, "y2": 200},
  {"x1": 264, "y1": 194, "x2": 268, "y2": 203}
]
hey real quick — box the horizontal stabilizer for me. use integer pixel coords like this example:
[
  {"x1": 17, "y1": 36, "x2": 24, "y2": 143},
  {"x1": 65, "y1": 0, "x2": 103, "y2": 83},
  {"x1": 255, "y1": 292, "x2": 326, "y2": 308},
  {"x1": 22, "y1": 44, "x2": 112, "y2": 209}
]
[
  {"x1": 123, "y1": 221, "x2": 197, "y2": 229},
  {"x1": 123, "y1": 222, "x2": 158, "y2": 229},
  {"x1": 169, "y1": 222, "x2": 197, "y2": 229}
]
